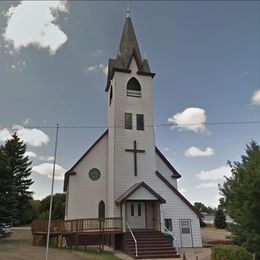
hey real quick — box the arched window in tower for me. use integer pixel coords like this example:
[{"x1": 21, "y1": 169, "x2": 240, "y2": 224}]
[
  {"x1": 98, "y1": 200, "x2": 105, "y2": 219},
  {"x1": 126, "y1": 77, "x2": 141, "y2": 97}
]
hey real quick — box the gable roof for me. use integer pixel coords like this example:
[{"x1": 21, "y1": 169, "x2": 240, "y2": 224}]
[
  {"x1": 155, "y1": 147, "x2": 181, "y2": 179},
  {"x1": 115, "y1": 182, "x2": 166, "y2": 204},
  {"x1": 155, "y1": 171, "x2": 203, "y2": 219},
  {"x1": 63, "y1": 130, "x2": 108, "y2": 191}
]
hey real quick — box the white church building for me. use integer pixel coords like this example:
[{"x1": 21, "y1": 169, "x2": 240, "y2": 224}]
[{"x1": 64, "y1": 11, "x2": 202, "y2": 258}]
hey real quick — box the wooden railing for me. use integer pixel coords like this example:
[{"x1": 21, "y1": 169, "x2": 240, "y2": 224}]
[{"x1": 31, "y1": 217, "x2": 122, "y2": 234}]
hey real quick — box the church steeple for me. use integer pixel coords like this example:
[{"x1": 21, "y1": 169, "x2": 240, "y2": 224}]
[{"x1": 106, "y1": 13, "x2": 154, "y2": 91}]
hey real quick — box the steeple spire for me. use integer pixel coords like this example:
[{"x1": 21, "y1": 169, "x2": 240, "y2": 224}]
[
  {"x1": 105, "y1": 10, "x2": 155, "y2": 91},
  {"x1": 126, "y1": 2, "x2": 130, "y2": 17}
]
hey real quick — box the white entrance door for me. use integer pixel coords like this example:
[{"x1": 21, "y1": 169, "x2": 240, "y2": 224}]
[
  {"x1": 180, "y1": 219, "x2": 193, "y2": 247},
  {"x1": 126, "y1": 202, "x2": 146, "y2": 229}
]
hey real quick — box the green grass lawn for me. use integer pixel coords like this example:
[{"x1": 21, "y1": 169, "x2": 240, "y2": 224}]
[{"x1": 0, "y1": 229, "x2": 121, "y2": 260}]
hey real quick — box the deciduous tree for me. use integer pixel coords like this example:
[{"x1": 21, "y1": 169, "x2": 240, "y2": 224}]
[{"x1": 220, "y1": 141, "x2": 260, "y2": 258}]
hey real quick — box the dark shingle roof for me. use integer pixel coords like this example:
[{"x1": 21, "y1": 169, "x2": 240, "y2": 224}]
[{"x1": 106, "y1": 17, "x2": 154, "y2": 91}]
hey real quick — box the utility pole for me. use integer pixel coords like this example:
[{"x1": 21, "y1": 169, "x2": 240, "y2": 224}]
[{"x1": 45, "y1": 123, "x2": 59, "y2": 260}]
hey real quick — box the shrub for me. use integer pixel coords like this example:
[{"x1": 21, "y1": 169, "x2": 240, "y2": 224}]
[
  {"x1": 211, "y1": 245, "x2": 252, "y2": 260},
  {"x1": 214, "y1": 209, "x2": 227, "y2": 229}
]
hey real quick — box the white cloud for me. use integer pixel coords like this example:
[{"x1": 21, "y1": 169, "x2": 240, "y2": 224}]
[
  {"x1": 89, "y1": 50, "x2": 105, "y2": 57},
  {"x1": 3, "y1": 1, "x2": 68, "y2": 55},
  {"x1": 179, "y1": 188, "x2": 186, "y2": 193},
  {"x1": 25, "y1": 151, "x2": 37, "y2": 158},
  {"x1": 15, "y1": 127, "x2": 49, "y2": 147},
  {"x1": 195, "y1": 182, "x2": 218, "y2": 189},
  {"x1": 33, "y1": 163, "x2": 66, "y2": 180},
  {"x1": 84, "y1": 64, "x2": 108, "y2": 76},
  {"x1": 185, "y1": 146, "x2": 214, "y2": 157},
  {"x1": 168, "y1": 107, "x2": 208, "y2": 134},
  {"x1": 23, "y1": 117, "x2": 32, "y2": 126},
  {"x1": 196, "y1": 165, "x2": 232, "y2": 181},
  {"x1": 251, "y1": 89, "x2": 260, "y2": 106},
  {"x1": 38, "y1": 156, "x2": 54, "y2": 162},
  {"x1": 10, "y1": 60, "x2": 27, "y2": 71},
  {"x1": 163, "y1": 147, "x2": 171, "y2": 153},
  {"x1": 0, "y1": 129, "x2": 11, "y2": 142},
  {"x1": 0, "y1": 125, "x2": 49, "y2": 147}
]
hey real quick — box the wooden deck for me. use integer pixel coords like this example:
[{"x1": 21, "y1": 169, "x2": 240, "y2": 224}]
[{"x1": 31, "y1": 218, "x2": 122, "y2": 250}]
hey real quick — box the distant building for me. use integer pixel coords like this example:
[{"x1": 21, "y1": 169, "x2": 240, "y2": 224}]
[{"x1": 203, "y1": 213, "x2": 233, "y2": 224}]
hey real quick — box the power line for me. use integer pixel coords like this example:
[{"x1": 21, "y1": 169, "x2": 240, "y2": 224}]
[{"x1": 1, "y1": 120, "x2": 260, "y2": 130}]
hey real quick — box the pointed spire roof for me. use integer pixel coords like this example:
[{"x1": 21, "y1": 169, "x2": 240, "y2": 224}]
[
  {"x1": 116, "y1": 16, "x2": 143, "y2": 69},
  {"x1": 106, "y1": 15, "x2": 155, "y2": 91}
]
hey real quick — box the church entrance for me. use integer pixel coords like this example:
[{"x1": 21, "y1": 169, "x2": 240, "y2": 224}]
[{"x1": 126, "y1": 202, "x2": 146, "y2": 229}]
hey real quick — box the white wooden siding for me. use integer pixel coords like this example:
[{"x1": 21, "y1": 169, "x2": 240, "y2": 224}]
[
  {"x1": 107, "y1": 81, "x2": 116, "y2": 217},
  {"x1": 159, "y1": 180, "x2": 202, "y2": 247},
  {"x1": 155, "y1": 152, "x2": 177, "y2": 188},
  {"x1": 109, "y1": 57, "x2": 201, "y2": 247},
  {"x1": 67, "y1": 134, "x2": 108, "y2": 220},
  {"x1": 67, "y1": 55, "x2": 202, "y2": 247},
  {"x1": 127, "y1": 186, "x2": 158, "y2": 200},
  {"x1": 112, "y1": 58, "x2": 156, "y2": 217}
]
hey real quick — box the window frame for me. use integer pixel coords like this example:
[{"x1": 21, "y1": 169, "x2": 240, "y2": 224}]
[
  {"x1": 164, "y1": 218, "x2": 173, "y2": 231},
  {"x1": 131, "y1": 203, "x2": 135, "y2": 216},
  {"x1": 138, "y1": 203, "x2": 142, "y2": 216},
  {"x1": 180, "y1": 220, "x2": 191, "y2": 234},
  {"x1": 125, "y1": 113, "x2": 133, "y2": 130},
  {"x1": 136, "y1": 114, "x2": 144, "y2": 131}
]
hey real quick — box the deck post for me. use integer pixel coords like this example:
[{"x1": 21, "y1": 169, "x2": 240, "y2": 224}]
[
  {"x1": 122, "y1": 203, "x2": 126, "y2": 233},
  {"x1": 75, "y1": 220, "x2": 79, "y2": 250}
]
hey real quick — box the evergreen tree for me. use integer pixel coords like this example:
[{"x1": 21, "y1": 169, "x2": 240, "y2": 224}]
[
  {"x1": 219, "y1": 141, "x2": 260, "y2": 258},
  {"x1": 214, "y1": 208, "x2": 227, "y2": 229},
  {"x1": 3, "y1": 133, "x2": 34, "y2": 224},
  {"x1": 0, "y1": 147, "x2": 18, "y2": 223}
]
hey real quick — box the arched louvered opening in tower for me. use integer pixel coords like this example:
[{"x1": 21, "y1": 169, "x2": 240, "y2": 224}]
[{"x1": 126, "y1": 77, "x2": 141, "y2": 97}]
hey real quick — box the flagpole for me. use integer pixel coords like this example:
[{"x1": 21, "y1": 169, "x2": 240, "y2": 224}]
[{"x1": 45, "y1": 123, "x2": 59, "y2": 260}]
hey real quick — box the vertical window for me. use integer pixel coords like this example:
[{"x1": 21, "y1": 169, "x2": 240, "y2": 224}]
[
  {"x1": 136, "y1": 114, "x2": 144, "y2": 130},
  {"x1": 180, "y1": 220, "x2": 190, "y2": 234},
  {"x1": 131, "y1": 203, "x2": 135, "y2": 216},
  {"x1": 109, "y1": 86, "x2": 113, "y2": 106},
  {"x1": 98, "y1": 200, "x2": 105, "y2": 219},
  {"x1": 138, "y1": 203, "x2": 142, "y2": 216},
  {"x1": 164, "y1": 219, "x2": 172, "y2": 231},
  {"x1": 125, "y1": 113, "x2": 132, "y2": 129}
]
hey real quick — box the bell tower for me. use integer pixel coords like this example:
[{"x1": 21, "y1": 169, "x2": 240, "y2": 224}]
[{"x1": 105, "y1": 10, "x2": 156, "y2": 217}]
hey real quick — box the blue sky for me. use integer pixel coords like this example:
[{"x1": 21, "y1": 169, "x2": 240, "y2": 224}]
[{"x1": 0, "y1": 1, "x2": 259, "y2": 206}]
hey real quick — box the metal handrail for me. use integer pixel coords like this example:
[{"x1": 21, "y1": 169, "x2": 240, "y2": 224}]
[
  {"x1": 160, "y1": 221, "x2": 179, "y2": 255},
  {"x1": 125, "y1": 221, "x2": 138, "y2": 257}
]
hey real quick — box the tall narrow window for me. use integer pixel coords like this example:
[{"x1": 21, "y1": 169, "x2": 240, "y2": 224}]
[
  {"x1": 109, "y1": 86, "x2": 113, "y2": 106},
  {"x1": 125, "y1": 113, "x2": 132, "y2": 129},
  {"x1": 164, "y1": 219, "x2": 173, "y2": 231},
  {"x1": 98, "y1": 200, "x2": 105, "y2": 219},
  {"x1": 136, "y1": 114, "x2": 144, "y2": 130},
  {"x1": 131, "y1": 203, "x2": 135, "y2": 216},
  {"x1": 138, "y1": 203, "x2": 142, "y2": 216}
]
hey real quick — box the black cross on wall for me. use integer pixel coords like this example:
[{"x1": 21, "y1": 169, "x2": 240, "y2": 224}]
[{"x1": 125, "y1": 140, "x2": 145, "y2": 176}]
